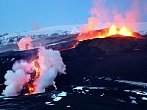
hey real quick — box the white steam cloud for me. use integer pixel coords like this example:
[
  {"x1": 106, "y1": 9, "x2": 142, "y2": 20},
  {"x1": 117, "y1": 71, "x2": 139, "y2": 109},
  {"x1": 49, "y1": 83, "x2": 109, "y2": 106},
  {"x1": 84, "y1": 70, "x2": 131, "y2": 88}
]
[
  {"x1": 34, "y1": 47, "x2": 66, "y2": 93},
  {"x1": 2, "y1": 47, "x2": 66, "y2": 96}
]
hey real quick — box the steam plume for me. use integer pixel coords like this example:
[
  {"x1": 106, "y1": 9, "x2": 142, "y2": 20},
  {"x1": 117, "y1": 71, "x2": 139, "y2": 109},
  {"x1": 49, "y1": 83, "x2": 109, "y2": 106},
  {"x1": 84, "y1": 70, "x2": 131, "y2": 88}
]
[
  {"x1": 81, "y1": 0, "x2": 141, "y2": 32},
  {"x1": 2, "y1": 61, "x2": 31, "y2": 96},
  {"x1": 34, "y1": 47, "x2": 66, "y2": 93},
  {"x1": 18, "y1": 37, "x2": 33, "y2": 50},
  {"x1": 2, "y1": 38, "x2": 66, "y2": 96}
]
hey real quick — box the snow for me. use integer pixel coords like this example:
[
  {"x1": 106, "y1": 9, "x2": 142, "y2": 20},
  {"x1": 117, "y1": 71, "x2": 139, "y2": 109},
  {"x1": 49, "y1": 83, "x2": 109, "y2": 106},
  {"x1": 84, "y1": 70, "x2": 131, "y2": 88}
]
[
  {"x1": 57, "y1": 92, "x2": 67, "y2": 97},
  {"x1": 115, "y1": 79, "x2": 147, "y2": 88},
  {"x1": 50, "y1": 91, "x2": 67, "y2": 102},
  {"x1": 142, "y1": 97, "x2": 147, "y2": 101},
  {"x1": 131, "y1": 100, "x2": 138, "y2": 104},
  {"x1": 73, "y1": 86, "x2": 84, "y2": 91}
]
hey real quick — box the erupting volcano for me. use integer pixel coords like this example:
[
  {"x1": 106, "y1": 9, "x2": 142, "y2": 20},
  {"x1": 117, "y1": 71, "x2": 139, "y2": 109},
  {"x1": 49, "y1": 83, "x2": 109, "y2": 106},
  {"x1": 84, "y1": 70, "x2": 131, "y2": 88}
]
[
  {"x1": 1, "y1": 0, "x2": 147, "y2": 109},
  {"x1": 77, "y1": 25, "x2": 142, "y2": 41},
  {"x1": 77, "y1": 0, "x2": 143, "y2": 41}
]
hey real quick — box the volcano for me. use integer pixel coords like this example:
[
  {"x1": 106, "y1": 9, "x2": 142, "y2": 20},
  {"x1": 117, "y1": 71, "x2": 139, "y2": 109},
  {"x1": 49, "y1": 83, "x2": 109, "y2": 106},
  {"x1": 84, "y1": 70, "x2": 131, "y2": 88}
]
[{"x1": 0, "y1": 28, "x2": 147, "y2": 109}]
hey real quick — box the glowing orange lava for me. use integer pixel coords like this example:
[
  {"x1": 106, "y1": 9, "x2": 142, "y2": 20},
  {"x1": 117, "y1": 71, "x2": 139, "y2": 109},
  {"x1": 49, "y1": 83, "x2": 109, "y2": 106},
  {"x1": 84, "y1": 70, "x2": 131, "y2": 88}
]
[
  {"x1": 108, "y1": 25, "x2": 133, "y2": 37},
  {"x1": 119, "y1": 26, "x2": 133, "y2": 36},
  {"x1": 28, "y1": 84, "x2": 36, "y2": 93},
  {"x1": 78, "y1": 25, "x2": 141, "y2": 41},
  {"x1": 32, "y1": 60, "x2": 40, "y2": 79},
  {"x1": 27, "y1": 60, "x2": 40, "y2": 94}
]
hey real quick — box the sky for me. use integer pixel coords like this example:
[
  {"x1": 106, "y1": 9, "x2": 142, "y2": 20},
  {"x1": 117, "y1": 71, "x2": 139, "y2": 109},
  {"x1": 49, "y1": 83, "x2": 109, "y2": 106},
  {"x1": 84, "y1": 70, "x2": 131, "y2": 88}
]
[{"x1": 0, "y1": 0, "x2": 147, "y2": 33}]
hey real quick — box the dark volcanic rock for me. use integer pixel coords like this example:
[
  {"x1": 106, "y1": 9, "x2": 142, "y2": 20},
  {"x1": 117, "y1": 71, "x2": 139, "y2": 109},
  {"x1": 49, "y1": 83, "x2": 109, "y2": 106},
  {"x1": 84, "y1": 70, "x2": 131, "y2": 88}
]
[
  {"x1": 88, "y1": 37, "x2": 147, "y2": 54},
  {"x1": 59, "y1": 37, "x2": 147, "y2": 83},
  {"x1": 0, "y1": 37, "x2": 147, "y2": 110},
  {"x1": 61, "y1": 37, "x2": 147, "y2": 60}
]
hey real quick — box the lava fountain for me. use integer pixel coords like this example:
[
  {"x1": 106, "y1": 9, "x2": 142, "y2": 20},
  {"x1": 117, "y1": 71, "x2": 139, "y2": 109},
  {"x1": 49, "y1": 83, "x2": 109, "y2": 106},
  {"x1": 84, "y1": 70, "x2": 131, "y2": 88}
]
[
  {"x1": 78, "y1": 0, "x2": 143, "y2": 41},
  {"x1": 77, "y1": 25, "x2": 142, "y2": 41}
]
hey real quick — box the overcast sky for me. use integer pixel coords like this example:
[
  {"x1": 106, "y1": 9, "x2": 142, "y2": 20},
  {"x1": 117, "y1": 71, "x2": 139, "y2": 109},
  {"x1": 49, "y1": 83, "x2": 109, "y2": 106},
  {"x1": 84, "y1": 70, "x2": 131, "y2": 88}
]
[{"x1": 0, "y1": 0, "x2": 146, "y2": 33}]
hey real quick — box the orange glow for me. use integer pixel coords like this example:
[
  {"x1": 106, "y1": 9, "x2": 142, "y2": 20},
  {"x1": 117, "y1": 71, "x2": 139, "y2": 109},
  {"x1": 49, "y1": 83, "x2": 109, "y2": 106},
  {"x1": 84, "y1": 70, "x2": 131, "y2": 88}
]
[
  {"x1": 26, "y1": 59, "x2": 40, "y2": 94},
  {"x1": 119, "y1": 26, "x2": 133, "y2": 36},
  {"x1": 32, "y1": 60, "x2": 40, "y2": 79},
  {"x1": 108, "y1": 25, "x2": 133, "y2": 37},
  {"x1": 108, "y1": 25, "x2": 119, "y2": 36},
  {"x1": 28, "y1": 85, "x2": 35, "y2": 93},
  {"x1": 77, "y1": 25, "x2": 141, "y2": 41}
]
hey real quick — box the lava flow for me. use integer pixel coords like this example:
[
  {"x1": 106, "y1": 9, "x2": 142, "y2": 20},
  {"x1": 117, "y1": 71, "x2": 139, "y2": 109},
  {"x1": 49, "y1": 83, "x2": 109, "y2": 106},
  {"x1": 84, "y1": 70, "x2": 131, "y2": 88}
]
[
  {"x1": 32, "y1": 60, "x2": 40, "y2": 79},
  {"x1": 27, "y1": 60, "x2": 40, "y2": 94},
  {"x1": 77, "y1": 25, "x2": 142, "y2": 41}
]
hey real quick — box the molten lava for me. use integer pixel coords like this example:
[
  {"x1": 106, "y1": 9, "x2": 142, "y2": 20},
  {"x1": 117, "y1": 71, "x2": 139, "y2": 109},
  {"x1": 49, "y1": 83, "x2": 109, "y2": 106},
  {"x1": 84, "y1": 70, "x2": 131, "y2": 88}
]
[
  {"x1": 78, "y1": 25, "x2": 141, "y2": 41},
  {"x1": 28, "y1": 84, "x2": 36, "y2": 93},
  {"x1": 27, "y1": 59, "x2": 40, "y2": 94},
  {"x1": 32, "y1": 60, "x2": 40, "y2": 79},
  {"x1": 119, "y1": 26, "x2": 133, "y2": 36},
  {"x1": 108, "y1": 25, "x2": 133, "y2": 36}
]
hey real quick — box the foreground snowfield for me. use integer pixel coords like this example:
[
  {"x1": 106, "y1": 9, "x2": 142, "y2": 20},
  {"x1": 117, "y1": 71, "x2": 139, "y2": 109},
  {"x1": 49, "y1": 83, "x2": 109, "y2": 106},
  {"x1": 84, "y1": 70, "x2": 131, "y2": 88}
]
[{"x1": 0, "y1": 22, "x2": 147, "y2": 47}]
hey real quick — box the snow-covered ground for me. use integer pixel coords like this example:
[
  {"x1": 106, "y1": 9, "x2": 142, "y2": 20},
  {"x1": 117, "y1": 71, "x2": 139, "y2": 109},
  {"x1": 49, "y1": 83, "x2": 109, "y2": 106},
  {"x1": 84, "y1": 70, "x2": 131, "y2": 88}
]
[{"x1": 0, "y1": 22, "x2": 147, "y2": 47}]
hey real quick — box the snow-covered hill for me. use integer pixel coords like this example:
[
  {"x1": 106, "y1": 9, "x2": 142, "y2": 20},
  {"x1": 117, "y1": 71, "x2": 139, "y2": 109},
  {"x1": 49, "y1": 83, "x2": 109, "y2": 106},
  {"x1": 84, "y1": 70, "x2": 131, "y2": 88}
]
[
  {"x1": 0, "y1": 25, "x2": 82, "y2": 46},
  {"x1": 0, "y1": 22, "x2": 147, "y2": 47}
]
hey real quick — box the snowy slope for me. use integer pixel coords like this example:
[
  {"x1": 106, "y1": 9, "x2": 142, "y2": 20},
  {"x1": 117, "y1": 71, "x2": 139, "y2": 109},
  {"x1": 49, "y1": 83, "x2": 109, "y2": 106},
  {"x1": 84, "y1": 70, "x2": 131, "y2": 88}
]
[
  {"x1": 0, "y1": 22, "x2": 147, "y2": 46},
  {"x1": 0, "y1": 25, "x2": 82, "y2": 46}
]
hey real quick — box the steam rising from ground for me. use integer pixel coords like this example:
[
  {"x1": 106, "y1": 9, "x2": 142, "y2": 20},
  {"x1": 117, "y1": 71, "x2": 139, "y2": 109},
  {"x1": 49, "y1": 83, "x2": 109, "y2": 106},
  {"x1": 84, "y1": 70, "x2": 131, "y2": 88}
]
[
  {"x1": 17, "y1": 37, "x2": 33, "y2": 50},
  {"x1": 2, "y1": 61, "x2": 31, "y2": 96},
  {"x1": 34, "y1": 47, "x2": 66, "y2": 93},
  {"x1": 2, "y1": 38, "x2": 66, "y2": 96}
]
